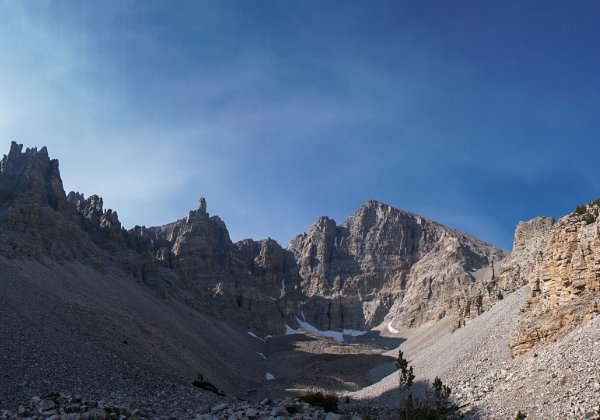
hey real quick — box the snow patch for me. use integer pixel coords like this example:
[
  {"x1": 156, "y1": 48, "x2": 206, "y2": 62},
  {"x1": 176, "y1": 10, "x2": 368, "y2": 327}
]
[
  {"x1": 257, "y1": 352, "x2": 267, "y2": 360},
  {"x1": 265, "y1": 372, "x2": 275, "y2": 380},
  {"x1": 279, "y1": 278, "x2": 286, "y2": 299},
  {"x1": 295, "y1": 317, "x2": 344, "y2": 342},
  {"x1": 334, "y1": 236, "x2": 338, "y2": 250},
  {"x1": 343, "y1": 328, "x2": 368, "y2": 337},
  {"x1": 387, "y1": 321, "x2": 400, "y2": 334},
  {"x1": 285, "y1": 324, "x2": 299, "y2": 335},
  {"x1": 247, "y1": 331, "x2": 265, "y2": 341}
]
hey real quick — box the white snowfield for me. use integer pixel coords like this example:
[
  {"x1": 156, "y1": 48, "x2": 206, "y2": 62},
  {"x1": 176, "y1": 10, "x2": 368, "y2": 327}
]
[{"x1": 285, "y1": 317, "x2": 369, "y2": 343}]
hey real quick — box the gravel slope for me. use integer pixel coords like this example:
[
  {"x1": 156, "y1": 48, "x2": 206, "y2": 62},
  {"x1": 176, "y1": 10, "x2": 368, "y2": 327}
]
[
  {"x1": 0, "y1": 256, "x2": 263, "y2": 416},
  {"x1": 352, "y1": 286, "x2": 600, "y2": 419}
]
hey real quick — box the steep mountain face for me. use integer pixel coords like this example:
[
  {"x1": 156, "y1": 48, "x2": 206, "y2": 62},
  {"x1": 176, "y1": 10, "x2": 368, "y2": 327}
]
[
  {"x1": 509, "y1": 206, "x2": 600, "y2": 355},
  {"x1": 288, "y1": 201, "x2": 508, "y2": 331}
]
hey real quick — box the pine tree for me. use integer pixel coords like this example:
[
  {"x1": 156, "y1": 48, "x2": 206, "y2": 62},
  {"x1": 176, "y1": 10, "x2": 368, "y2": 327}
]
[{"x1": 395, "y1": 349, "x2": 415, "y2": 388}]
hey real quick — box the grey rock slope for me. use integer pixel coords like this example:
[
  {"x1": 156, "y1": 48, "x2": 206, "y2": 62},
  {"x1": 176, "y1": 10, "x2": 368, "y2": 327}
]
[
  {"x1": 352, "y1": 285, "x2": 600, "y2": 419},
  {"x1": 0, "y1": 256, "x2": 261, "y2": 414}
]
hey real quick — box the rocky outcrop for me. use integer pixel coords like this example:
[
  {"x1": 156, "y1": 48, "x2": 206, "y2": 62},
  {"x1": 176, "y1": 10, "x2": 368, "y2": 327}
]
[
  {"x1": 497, "y1": 217, "x2": 555, "y2": 293},
  {"x1": 124, "y1": 201, "x2": 295, "y2": 334},
  {"x1": 289, "y1": 200, "x2": 507, "y2": 332},
  {"x1": 0, "y1": 392, "x2": 356, "y2": 419},
  {"x1": 143, "y1": 199, "x2": 236, "y2": 276},
  {"x1": 510, "y1": 205, "x2": 600, "y2": 355},
  {"x1": 0, "y1": 142, "x2": 89, "y2": 259},
  {"x1": 67, "y1": 192, "x2": 126, "y2": 249}
]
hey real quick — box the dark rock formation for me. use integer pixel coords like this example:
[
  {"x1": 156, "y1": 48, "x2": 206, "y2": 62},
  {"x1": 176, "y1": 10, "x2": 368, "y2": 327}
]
[{"x1": 0, "y1": 142, "x2": 88, "y2": 259}]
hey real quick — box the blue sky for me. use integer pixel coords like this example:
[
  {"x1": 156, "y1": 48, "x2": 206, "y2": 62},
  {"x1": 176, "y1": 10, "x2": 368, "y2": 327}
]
[{"x1": 1, "y1": 1, "x2": 600, "y2": 250}]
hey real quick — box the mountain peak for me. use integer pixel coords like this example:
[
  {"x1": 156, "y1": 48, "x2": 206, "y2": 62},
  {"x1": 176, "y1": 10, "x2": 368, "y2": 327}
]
[{"x1": 0, "y1": 142, "x2": 65, "y2": 212}]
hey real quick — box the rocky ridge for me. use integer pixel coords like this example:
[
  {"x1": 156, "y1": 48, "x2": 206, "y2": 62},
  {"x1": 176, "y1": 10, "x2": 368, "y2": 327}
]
[{"x1": 0, "y1": 142, "x2": 508, "y2": 337}]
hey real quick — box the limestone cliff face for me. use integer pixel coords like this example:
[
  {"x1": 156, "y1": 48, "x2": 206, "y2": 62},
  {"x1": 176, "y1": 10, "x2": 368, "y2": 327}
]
[
  {"x1": 510, "y1": 207, "x2": 600, "y2": 355},
  {"x1": 498, "y1": 217, "x2": 555, "y2": 293},
  {"x1": 288, "y1": 200, "x2": 507, "y2": 331}
]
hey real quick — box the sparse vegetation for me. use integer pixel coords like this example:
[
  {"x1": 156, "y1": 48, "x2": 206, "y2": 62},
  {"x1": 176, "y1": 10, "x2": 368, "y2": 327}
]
[
  {"x1": 399, "y1": 377, "x2": 461, "y2": 419},
  {"x1": 575, "y1": 204, "x2": 587, "y2": 215},
  {"x1": 572, "y1": 201, "x2": 597, "y2": 224},
  {"x1": 515, "y1": 410, "x2": 527, "y2": 419},
  {"x1": 582, "y1": 213, "x2": 595, "y2": 225},
  {"x1": 301, "y1": 392, "x2": 338, "y2": 413},
  {"x1": 396, "y1": 350, "x2": 460, "y2": 419}
]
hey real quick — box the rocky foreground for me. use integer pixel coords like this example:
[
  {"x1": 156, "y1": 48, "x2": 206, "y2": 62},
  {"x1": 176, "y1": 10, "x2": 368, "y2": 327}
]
[
  {"x1": 0, "y1": 392, "x2": 359, "y2": 420},
  {"x1": 352, "y1": 287, "x2": 600, "y2": 419}
]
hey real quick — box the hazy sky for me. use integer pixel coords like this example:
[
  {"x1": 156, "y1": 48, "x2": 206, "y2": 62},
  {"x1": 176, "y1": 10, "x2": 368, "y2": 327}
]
[{"x1": 2, "y1": 1, "x2": 600, "y2": 250}]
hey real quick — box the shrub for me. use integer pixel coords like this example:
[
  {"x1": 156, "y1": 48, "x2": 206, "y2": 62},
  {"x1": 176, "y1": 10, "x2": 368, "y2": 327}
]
[
  {"x1": 582, "y1": 213, "x2": 595, "y2": 225},
  {"x1": 497, "y1": 290, "x2": 504, "y2": 300},
  {"x1": 399, "y1": 377, "x2": 460, "y2": 419},
  {"x1": 574, "y1": 205, "x2": 587, "y2": 215},
  {"x1": 515, "y1": 410, "x2": 527, "y2": 419},
  {"x1": 301, "y1": 392, "x2": 338, "y2": 413}
]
